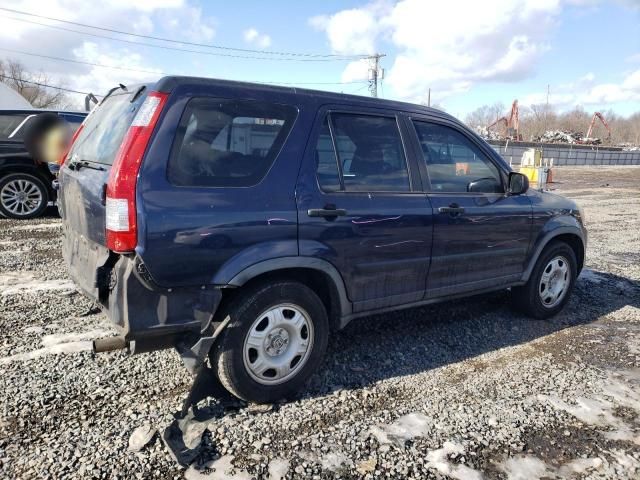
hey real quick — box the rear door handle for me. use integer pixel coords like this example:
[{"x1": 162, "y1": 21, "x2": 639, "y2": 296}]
[
  {"x1": 438, "y1": 204, "x2": 465, "y2": 215},
  {"x1": 307, "y1": 208, "x2": 347, "y2": 217}
]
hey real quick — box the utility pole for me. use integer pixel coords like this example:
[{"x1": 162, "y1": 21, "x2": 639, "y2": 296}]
[
  {"x1": 368, "y1": 53, "x2": 386, "y2": 98},
  {"x1": 427, "y1": 88, "x2": 431, "y2": 107}
]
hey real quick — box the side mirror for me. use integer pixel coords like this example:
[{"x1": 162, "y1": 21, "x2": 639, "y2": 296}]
[{"x1": 508, "y1": 172, "x2": 529, "y2": 195}]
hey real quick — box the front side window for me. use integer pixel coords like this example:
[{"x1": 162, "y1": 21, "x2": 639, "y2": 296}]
[
  {"x1": 314, "y1": 113, "x2": 410, "y2": 192},
  {"x1": 413, "y1": 121, "x2": 503, "y2": 193},
  {"x1": 168, "y1": 98, "x2": 297, "y2": 187}
]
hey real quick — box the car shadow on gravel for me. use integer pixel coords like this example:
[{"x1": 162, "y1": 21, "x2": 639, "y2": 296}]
[{"x1": 304, "y1": 269, "x2": 640, "y2": 398}]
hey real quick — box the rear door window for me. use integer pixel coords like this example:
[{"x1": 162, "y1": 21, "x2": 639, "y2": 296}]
[
  {"x1": 168, "y1": 98, "x2": 297, "y2": 187},
  {"x1": 314, "y1": 113, "x2": 410, "y2": 192},
  {"x1": 68, "y1": 90, "x2": 147, "y2": 165}
]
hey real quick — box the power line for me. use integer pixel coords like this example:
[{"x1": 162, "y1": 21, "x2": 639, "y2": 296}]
[
  {"x1": 1, "y1": 15, "x2": 358, "y2": 63},
  {"x1": 0, "y1": 47, "x2": 167, "y2": 75},
  {"x1": 0, "y1": 47, "x2": 368, "y2": 87},
  {"x1": 0, "y1": 73, "x2": 94, "y2": 96},
  {"x1": 0, "y1": 7, "x2": 369, "y2": 60}
]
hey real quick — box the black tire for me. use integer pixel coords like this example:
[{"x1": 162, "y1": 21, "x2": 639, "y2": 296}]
[
  {"x1": 211, "y1": 281, "x2": 329, "y2": 403},
  {"x1": 511, "y1": 240, "x2": 577, "y2": 319},
  {"x1": 0, "y1": 173, "x2": 49, "y2": 219}
]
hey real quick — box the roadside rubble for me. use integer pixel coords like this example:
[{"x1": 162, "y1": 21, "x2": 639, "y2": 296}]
[
  {"x1": 0, "y1": 167, "x2": 639, "y2": 479},
  {"x1": 532, "y1": 129, "x2": 602, "y2": 144}
]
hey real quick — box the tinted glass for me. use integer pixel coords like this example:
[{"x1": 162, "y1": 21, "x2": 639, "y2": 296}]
[
  {"x1": 168, "y1": 98, "x2": 297, "y2": 187},
  {"x1": 413, "y1": 121, "x2": 502, "y2": 193},
  {"x1": 69, "y1": 91, "x2": 147, "y2": 165},
  {"x1": 0, "y1": 113, "x2": 29, "y2": 141},
  {"x1": 315, "y1": 117, "x2": 341, "y2": 192},
  {"x1": 330, "y1": 113, "x2": 409, "y2": 192}
]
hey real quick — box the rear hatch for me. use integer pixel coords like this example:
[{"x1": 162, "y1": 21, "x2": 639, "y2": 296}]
[{"x1": 59, "y1": 86, "x2": 151, "y2": 297}]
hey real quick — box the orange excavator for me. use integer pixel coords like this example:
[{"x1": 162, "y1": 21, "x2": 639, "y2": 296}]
[
  {"x1": 487, "y1": 99, "x2": 522, "y2": 141},
  {"x1": 584, "y1": 111, "x2": 611, "y2": 143}
]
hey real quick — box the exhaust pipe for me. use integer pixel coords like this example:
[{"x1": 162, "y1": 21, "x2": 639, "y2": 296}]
[{"x1": 93, "y1": 336, "x2": 128, "y2": 353}]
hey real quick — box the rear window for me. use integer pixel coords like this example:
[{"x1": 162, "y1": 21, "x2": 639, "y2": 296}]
[
  {"x1": 68, "y1": 90, "x2": 147, "y2": 165},
  {"x1": 168, "y1": 98, "x2": 297, "y2": 187},
  {"x1": 0, "y1": 113, "x2": 30, "y2": 141}
]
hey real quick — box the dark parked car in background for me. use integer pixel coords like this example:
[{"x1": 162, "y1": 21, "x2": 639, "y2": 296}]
[
  {"x1": 58, "y1": 77, "x2": 586, "y2": 404},
  {"x1": 0, "y1": 109, "x2": 86, "y2": 219}
]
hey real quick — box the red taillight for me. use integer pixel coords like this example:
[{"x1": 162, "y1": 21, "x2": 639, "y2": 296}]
[
  {"x1": 105, "y1": 91, "x2": 168, "y2": 253},
  {"x1": 60, "y1": 123, "x2": 84, "y2": 166}
]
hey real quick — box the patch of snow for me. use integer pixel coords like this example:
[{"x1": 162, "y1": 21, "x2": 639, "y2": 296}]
[
  {"x1": 268, "y1": 458, "x2": 290, "y2": 480},
  {"x1": 128, "y1": 425, "x2": 156, "y2": 452},
  {"x1": 557, "y1": 457, "x2": 603, "y2": 477},
  {"x1": 500, "y1": 455, "x2": 603, "y2": 479},
  {"x1": 539, "y1": 368, "x2": 640, "y2": 446},
  {"x1": 369, "y1": 412, "x2": 432, "y2": 446},
  {"x1": 23, "y1": 326, "x2": 44, "y2": 334},
  {"x1": 184, "y1": 455, "x2": 252, "y2": 480},
  {"x1": 426, "y1": 442, "x2": 483, "y2": 480},
  {"x1": 0, "y1": 272, "x2": 75, "y2": 296},
  {"x1": 500, "y1": 455, "x2": 550, "y2": 480},
  {"x1": 320, "y1": 451, "x2": 353, "y2": 472},
  {"x1": 0, "y1": 341, "x2": 92, "y2": 364},
  {"x1": 41, "y1": 330, "x2": 110, "y2": 348}
]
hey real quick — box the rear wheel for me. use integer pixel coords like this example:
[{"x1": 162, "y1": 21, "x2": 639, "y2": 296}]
[
  {"x1": 511, "y1": 241, "x2": 577, "y2": 319},
  {"x1": 212, "y1": 281, "x2": 329, "y2": 403},
  {"x1": 0, "y1": 173, "x2": 49, "y2": 219}
]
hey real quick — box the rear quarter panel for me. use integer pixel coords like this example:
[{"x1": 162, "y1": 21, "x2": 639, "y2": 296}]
[{"x1": 136, "y1": 83, "x2": 319, "y2": 287}]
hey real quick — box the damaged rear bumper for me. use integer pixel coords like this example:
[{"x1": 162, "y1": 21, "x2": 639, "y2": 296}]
[{"x1": 63, "y1": 230, "x2": 224, "y2": 354}]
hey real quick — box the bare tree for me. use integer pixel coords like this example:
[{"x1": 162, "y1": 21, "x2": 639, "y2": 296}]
[
  {"x1": 0, "y1": 58, "x2": 69, "y2": 108},
  {"x1": 464, "y1": 101, "x2": 640, "y2": 145}
]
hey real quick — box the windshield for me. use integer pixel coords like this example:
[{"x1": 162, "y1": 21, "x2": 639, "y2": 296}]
[{"x1": 69, "y1": 88, "x2": 148, "y2": 165}]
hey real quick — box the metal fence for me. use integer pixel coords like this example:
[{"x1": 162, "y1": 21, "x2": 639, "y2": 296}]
[{"x1": 487, "y1": 141, "x2": 640, "y2": 166}]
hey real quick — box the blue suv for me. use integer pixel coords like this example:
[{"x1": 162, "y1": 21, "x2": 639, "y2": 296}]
[{"x1": 59, "y1": 77, "x2": 586, "y2": 403}]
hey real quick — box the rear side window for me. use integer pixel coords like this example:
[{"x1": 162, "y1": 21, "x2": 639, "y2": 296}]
[
  {"x1": 168, "y1": 98, "x2": 297, "y2": 187},
  {"x1": 0, "y1": 114, "x2": 30, "y2": 140},
  {"x1": 315, "y1": 113, "x2": 410, "y2": 192},
  {"x1": 69, "y1": 91, "x2": 147, "y2": 165}
]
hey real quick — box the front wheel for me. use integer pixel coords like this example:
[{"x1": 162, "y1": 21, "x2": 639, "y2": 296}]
[
  {"x1": 512, "y1": 241, "x2": 577, "y2": 319},
  {"x1": 212, "y1": 281, "x2": 329, "y2": 403},
  {"x1": 0, "y1": 173, "x2": 49, "y2": 219}
]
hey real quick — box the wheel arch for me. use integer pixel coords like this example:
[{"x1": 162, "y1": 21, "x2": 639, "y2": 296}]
[
  {"x1": 222, "y1": 257, "x2": 351, "y2": 331},
  {"x1": 522, "y1": 226, "x2": 585, "y2": 283}
]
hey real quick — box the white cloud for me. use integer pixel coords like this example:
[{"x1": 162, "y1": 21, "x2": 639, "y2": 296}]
[
  {"x1": 309, "y1": 7, "x2": 383, "y2": 55},
  {"x1": 0, "y1": 0, "x2": 216, "y2": 107},
  {"x1": 243, "y1": 28, "x2": 271, "y2": 49},
  {"x1": 311, "y1": 0, "x2": 584, "y2": 104},
  {"x1": 626, "y1": 53, "x2": 640, "y2": 64},
  {"x1": 522, "y1": 69, "x2": 640, "y2": 108}
]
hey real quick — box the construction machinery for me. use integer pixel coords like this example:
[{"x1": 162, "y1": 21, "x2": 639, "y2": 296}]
[
  {"x1": 487, "y1": 99, "x2": 522, "y2": 141},
  {"x1": 583, "y1": 111, "x2": 611, "y2": 144}
]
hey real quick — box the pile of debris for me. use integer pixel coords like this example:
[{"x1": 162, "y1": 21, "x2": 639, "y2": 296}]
[
  {"x1": 475, "y1": 126, "x2": 502, "y2": 141},
  {"x1": 533, "y1": 130, "x2": 602, "y2": 145},
  {"x1": 618, "y1": 143, "x2": 640, "y2": 152}
]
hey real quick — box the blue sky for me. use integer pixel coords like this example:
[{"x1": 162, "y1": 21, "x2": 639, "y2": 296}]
[{"x1": 1, "y1": 0, "x2": 639, "y2": 118}]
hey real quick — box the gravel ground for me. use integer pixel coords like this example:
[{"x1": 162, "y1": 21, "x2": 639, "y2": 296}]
[{"x1": 1, "y1": 166, "x2": 639, "y2": 479}]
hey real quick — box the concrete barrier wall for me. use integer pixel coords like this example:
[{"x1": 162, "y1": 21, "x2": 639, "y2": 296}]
[{"x1": 487, "y1": 141, "x2": 640, "y2": 166}]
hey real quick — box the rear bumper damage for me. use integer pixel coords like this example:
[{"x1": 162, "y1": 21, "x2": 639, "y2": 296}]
[{"x1": 63, "y1": 230, "x2": 226, "y2": 369}]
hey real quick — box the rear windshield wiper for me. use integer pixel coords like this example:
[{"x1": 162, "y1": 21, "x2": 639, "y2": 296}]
[
  {"x1": 67, "y1": 159, "x2": 106, "y2": 171},
  {"x1": 99, "y1": 83, "x2": 128, "y2": 106}
]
